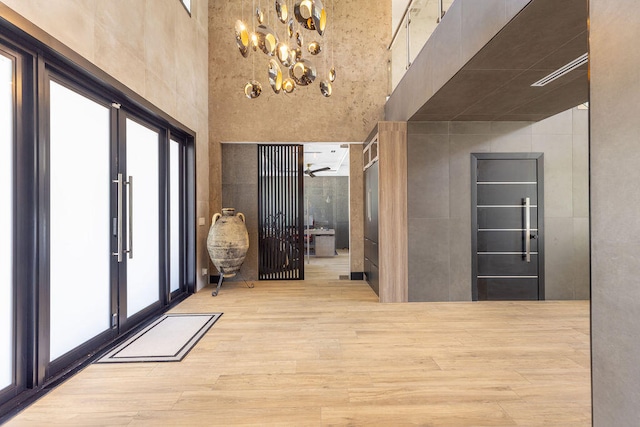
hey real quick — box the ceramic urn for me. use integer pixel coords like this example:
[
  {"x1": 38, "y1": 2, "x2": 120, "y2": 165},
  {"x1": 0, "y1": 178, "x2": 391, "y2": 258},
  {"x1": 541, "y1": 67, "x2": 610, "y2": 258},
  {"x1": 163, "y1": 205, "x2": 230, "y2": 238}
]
[{"x1": 206, "y1": 208, "x2": 249, "y2": 277}]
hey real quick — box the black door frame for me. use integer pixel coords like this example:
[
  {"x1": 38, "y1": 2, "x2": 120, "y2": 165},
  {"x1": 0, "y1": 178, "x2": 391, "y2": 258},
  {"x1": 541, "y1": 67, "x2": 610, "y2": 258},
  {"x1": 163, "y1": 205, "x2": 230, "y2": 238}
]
[
  {"x1": 0, "y1": 12, "x2": 197, "y2": 419},
  {"x1": 115, "y1": 111, "x2": 167, "y2": 335},
  {"x1": 0, "y1": 42, "x2": 34, "y2": 410},
  {"x1": 470, "y1": 152, "x2": 545, "y2": 301}
]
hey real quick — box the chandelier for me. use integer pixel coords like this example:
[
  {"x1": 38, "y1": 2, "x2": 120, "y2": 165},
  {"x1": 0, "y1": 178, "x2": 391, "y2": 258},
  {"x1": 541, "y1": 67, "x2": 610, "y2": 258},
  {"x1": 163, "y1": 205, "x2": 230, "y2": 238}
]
[{"x1": 235, "y1": 0, "x2": 336, "y2": 99}]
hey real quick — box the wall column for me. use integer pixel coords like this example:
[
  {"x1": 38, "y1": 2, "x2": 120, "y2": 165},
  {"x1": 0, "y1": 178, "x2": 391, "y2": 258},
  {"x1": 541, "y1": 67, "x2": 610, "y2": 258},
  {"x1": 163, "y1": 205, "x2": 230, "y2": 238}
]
[{"x1": 590, "y1": 0, "x2": 640, "y2": 424}]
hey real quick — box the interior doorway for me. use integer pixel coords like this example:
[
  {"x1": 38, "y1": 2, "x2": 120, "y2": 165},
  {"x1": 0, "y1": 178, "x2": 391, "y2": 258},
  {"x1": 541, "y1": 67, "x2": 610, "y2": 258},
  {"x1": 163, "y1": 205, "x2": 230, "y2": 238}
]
[{"x1": 303, "y1": 143, "x2": 350, "y2": 279}]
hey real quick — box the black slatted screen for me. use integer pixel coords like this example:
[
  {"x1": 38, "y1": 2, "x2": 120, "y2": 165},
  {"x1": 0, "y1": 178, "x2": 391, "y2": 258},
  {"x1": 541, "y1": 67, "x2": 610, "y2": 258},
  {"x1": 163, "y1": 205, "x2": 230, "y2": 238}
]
[{"x1": 258, "y1": 145, "x2": 304, "y2": 280}]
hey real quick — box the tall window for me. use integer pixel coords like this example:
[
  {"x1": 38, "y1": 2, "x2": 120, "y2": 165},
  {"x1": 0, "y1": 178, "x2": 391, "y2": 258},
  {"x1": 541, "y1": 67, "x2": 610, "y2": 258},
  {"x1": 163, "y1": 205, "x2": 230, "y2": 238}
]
[
  {"x1": 0, "y1": 52, "x2": 14, "y2": 391},
  {"x1": 48, "y1": 80, "x2": 112, "y2": 361},
  {"x1": 170, "y1": 139, "x2": 182, "y2": 293}
]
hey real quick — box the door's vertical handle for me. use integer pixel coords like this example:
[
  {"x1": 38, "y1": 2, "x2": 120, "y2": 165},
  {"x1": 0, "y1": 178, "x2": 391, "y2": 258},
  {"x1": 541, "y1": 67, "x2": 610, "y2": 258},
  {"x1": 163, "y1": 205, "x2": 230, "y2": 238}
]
[
  {"x1": 524, "y1": 197, "x2": 531, "y2": 263},
  {"x1": 367, "y1": 189, "x2": 372, "y2": 222},
  {"x1": 112, "y1": 173, "x2": 123, "y2": 262},
  {"x1": 126, "y1": 175, "x2": 133, "y2": 259}
]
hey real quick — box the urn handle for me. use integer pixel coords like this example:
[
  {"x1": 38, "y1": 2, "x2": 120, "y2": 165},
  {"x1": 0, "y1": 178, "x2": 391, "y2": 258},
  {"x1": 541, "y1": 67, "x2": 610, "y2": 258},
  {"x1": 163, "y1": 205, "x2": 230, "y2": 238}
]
[
  {"x1": 238, "y1": 212, "x2": 245, "y2": 223},
  {"x1": 212, "y1": 213, "x2": 222, "y2": 225}
]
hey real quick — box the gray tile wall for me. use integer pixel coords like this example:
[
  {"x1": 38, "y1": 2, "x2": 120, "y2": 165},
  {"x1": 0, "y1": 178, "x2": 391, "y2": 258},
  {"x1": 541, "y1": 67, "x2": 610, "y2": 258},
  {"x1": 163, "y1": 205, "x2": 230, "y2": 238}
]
[
  {"x1": 591, "y1": 0, "x2": 640, "y2": 423},
  {"x1": 407, "y1": 107, "x2": 590, "y2": 301},
  {"x1": 221, "y1": 144, "x2": 259, "y2": 281}
]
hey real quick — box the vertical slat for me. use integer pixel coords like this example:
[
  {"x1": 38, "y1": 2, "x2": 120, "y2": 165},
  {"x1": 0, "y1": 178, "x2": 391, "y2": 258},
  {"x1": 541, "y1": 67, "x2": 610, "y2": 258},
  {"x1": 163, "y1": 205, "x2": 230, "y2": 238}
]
[
  {"x1": 297, "y1": 144, "x2": 301, "y2": 278},
  {"x1": 270, "y1": 144, "x2": 274, "y2": 279},
  {"x1": 258, "y1": 145, "x2": 262, "y2": 279},
  {"x1": 299, "y1": 144, "x2": 304, "y2": 279},
  {"x1": 273, "y1": 144, "x2": 277, "y2": 279},
  {"x1": 276, "y1": 146, "x2": 286, "y2": 280},
  {"x1": 292, "y1": 145, "x2": 297, "y2": 279},
  {"x1": 282, "y1": 146, "x2": 287, "y2": 280},
  {"x1": 293, "y1": 145, "x2": 297, "y2": 278},
  {"x1": 288, "y1": 145, "x2": 292, "y2": 279},
  {"x1": 271, "y1": 146, "x2": 281, "y2": 280},
  {"x1": 258, "y1": 145, "x2": 261, "y2": 279},
  {"x1": 290, "y1": 145, "x2": 295, "y2": 279},
  {"x1": 265, "y1": 144, "x2": 270, "y2": 280}
]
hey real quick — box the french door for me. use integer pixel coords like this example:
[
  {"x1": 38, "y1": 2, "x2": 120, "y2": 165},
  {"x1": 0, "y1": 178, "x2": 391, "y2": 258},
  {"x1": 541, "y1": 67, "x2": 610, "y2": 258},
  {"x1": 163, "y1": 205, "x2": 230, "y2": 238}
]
[
  {"x1": 0, "y1": 22, "x2": 195, "y2": 417},
  {"x1": 43, "y1": 73, "x2": 188, "y2": 378},
  {"x1": 114, "y1": 115, "x2": 163, "y2": 331}
]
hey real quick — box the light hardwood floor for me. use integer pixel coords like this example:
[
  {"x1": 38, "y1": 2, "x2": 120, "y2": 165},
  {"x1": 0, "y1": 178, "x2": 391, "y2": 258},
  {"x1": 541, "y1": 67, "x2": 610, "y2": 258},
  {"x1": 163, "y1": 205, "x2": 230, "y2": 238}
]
[{"x1": 7, "y1": 260, "x2": 591, "y2": 426}]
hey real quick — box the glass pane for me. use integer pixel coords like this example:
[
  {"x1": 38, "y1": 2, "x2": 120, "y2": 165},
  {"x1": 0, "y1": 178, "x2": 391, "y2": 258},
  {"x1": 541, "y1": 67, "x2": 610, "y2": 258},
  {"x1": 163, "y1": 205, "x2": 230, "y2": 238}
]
[
  {"x1": 0, "y1": 54, "x2": 14, "y2": 388},
  {"x1": 390, "y1": 15, "x2": 408, "y2": 92},
  {"x1": 170, "y1": 140, "x2": 180, "y2": 293},
  {"x1": 49, "y1": 81, "x2": 111, "y2": 361},
  {"x1": 409, "y1": 0, "x2": 440, "y2": 64},
  {"x1": 126, "y1": 119, "x2": 160, "y2": 317}
]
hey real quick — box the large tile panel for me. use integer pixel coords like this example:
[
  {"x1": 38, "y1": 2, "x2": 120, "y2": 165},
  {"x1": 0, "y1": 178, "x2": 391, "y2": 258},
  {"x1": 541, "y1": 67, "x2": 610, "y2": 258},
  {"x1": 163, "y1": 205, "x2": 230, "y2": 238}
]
[
  {"x1": 449, "y1": 218, "x2": 472, "y2": 301},
  {"x1": 544, "y1": 217, "x2": 575, "y2": 299},
  {"x1": 408, "y1": 218, "x2": 450, "y2": 302},
  {"x1": 407, "y1": 134, "x2": 450, "y2": 219},
  {"x1": 532, "y1": 134, "x2": 574, "y2": 218},
  {"x1": 448, "y1": 134, "x2": 491, "y2": 220}
]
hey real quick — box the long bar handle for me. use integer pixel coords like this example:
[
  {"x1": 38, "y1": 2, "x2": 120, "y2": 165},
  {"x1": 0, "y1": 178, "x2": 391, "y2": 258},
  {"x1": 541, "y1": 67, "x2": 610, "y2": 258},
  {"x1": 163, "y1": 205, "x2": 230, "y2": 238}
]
[
  {"x1": 524, "y1": 197, "x2": 531, "y2": 263},
  {"x1": 112, "y1": 173, "x2": 123, "y2": 262},
  {"x1": 126, "y1": 176, "x2": 133, "y2": 259}
]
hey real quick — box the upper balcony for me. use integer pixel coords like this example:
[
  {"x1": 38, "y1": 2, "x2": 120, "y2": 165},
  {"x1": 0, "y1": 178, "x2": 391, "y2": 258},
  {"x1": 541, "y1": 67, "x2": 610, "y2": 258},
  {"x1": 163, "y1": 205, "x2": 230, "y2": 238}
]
[{"x1": 386, "y1": 0, "x2": 588, "y2": 122}]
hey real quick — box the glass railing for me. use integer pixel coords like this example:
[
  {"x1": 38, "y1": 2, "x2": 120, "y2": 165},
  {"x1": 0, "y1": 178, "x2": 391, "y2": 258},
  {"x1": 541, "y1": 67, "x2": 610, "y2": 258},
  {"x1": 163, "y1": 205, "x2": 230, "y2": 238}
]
[{"x1": 389, "y1": 0, "x2": 453, "y2": 93}]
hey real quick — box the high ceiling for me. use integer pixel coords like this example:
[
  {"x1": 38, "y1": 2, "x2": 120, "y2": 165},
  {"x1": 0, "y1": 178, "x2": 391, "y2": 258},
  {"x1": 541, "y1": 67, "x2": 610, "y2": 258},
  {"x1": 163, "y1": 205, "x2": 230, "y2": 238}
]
[{"x1": 410, "y1": 0, "x2": 589, "y2": 122}]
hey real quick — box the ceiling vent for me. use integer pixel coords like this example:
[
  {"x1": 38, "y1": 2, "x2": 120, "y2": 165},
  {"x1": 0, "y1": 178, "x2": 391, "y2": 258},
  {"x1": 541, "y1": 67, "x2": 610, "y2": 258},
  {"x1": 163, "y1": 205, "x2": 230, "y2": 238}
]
[{"x1": 531, "y1": 53, "x2": 588, "y2": 87}]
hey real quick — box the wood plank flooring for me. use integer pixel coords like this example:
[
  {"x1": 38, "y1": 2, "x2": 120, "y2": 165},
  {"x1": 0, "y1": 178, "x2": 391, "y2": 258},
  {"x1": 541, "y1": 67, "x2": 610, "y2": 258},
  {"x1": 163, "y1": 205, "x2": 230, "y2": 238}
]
[{"x1": 6, "y1": 259, "x2": 590, "y2": 426}]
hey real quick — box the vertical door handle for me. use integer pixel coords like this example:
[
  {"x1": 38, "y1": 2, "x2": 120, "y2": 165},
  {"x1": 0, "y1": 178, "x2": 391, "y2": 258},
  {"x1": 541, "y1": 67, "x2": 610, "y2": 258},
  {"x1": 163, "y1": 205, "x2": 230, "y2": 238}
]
[
  {"x1": 367, "y1": 189, "x2": 372, "y2": 222},
  {"x1": 112, "y1": 173, "x2": 123, "y2": 262},
  {"x1": 524, "y1": 197, "x2": 531, "y2": 263},
  {"x1": 126, "y1": 176, "x2": 133, "y2": 259}
]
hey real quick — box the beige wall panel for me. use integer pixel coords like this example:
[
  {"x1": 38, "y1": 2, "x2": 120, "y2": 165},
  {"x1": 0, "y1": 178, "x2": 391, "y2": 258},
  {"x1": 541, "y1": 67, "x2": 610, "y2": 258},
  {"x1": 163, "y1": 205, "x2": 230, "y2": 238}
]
[
  {"x1": 0, "y1": 0, "x2": 210, "y2": 289},
  {"x1": 378, "y1": 122, "x2": 408, "y2": 303},
  {"x1": 349, "y1": 144, "x2": 364, "y2": 273}
]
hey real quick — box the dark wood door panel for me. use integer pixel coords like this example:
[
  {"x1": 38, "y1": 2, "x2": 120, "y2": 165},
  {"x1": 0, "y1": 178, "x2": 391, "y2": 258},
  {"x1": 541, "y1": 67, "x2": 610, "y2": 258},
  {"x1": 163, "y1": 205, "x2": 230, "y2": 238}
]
[
  {"x1": 478, "y1": 231, "x2": 539, "y2": 252},
  {"x1": 477, "y1": 278, "x2": 539, "y2": 301},
  {"x1": 477, "y1": 254, "x2": 539, "y2": 276},
  {"x1": 477, "y1": 159, "x2": 537, "y2": 182},
  {"x1": 364, "y1": 238, "x2": 378, "y2": 267},
  {"x1": 477, "y1": 207, "x2": 538, "y2": 229},
  {"x1": 477, "y1": 184, "x2": 538, "y2": 205}
]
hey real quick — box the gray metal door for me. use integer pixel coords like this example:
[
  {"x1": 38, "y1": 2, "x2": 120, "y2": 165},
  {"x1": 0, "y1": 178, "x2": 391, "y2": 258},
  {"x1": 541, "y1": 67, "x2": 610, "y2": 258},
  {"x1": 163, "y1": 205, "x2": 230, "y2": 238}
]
[{"x1": 471, "y1": 153, "x2": 544, "y2": 300}]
